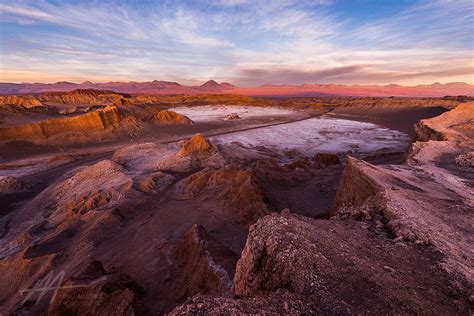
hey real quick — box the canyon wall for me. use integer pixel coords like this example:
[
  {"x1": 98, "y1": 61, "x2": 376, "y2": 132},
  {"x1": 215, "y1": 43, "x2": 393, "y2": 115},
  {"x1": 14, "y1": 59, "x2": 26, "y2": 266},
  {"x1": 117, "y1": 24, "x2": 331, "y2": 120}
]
[{"x1": 0, "y1": 105, "x2": 123, "y2": 142}]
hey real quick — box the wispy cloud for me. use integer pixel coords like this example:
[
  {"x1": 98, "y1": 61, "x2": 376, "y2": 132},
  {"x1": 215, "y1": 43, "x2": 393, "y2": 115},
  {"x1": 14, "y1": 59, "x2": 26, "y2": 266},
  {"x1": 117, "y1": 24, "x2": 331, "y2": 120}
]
[{"x1": 0, "y1": 0, "x2": 472, "y2": 85}]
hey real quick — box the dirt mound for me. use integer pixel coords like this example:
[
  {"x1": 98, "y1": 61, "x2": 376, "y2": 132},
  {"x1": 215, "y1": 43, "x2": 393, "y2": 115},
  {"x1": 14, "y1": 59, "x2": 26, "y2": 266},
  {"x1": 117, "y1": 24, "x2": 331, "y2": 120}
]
[
  {"x1": 232, "y1": 213, "x2": 471, "y2": 314},
  {"x1": 179, "y1": 133, "x2": 212, "y2": 156},
  {"x1": 0, "y1": 175, "x2": 26, "y2": 193},
  {"x1": 176, "y1": 166, "x2": 268, "y2": 224},
  {"x1": 150, "y1": 110, "x2": 194, "y2": 125},
  {"x1": 36, "y1": 159, "x2": 133, "y2": 216},
  {"x1": 112, "y1": 138, "x2": 225, "y2": 173}
]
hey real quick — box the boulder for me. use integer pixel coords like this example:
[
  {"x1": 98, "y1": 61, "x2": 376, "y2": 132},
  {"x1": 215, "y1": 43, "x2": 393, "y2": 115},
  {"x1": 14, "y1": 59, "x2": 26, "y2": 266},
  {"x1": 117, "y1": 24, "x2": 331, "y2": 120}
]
[
  {"x1": 224, "y1": 113, "x2": 241, "y2": 121},
  {"x1": 232, "y1": 213, "x2": 471, "y2": 314}
]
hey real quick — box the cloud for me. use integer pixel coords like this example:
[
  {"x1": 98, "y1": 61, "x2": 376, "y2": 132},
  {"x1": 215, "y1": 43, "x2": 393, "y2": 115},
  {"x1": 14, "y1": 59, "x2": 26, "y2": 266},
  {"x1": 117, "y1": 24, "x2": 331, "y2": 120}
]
[
  {"x1": 0, "y1": 0, "x2": 472, "y2": 84},
  {"x1": 235, "y1": 65, "x2": 367, "y2": 86}
]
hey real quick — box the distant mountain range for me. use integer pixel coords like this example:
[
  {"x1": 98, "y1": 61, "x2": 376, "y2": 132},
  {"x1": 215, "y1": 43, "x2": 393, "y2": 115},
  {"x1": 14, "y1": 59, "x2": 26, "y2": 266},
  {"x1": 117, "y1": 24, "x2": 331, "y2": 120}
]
[{"x1": 1, "y1": 80, "x2": 472, "y2": 97}]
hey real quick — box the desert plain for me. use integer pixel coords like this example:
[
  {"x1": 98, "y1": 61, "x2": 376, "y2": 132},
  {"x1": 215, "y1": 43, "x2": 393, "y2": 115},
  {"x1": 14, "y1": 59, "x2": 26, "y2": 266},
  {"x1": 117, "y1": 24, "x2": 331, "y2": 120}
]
[{"x1": 0, "y1": 86, "x2": 472, "y2": 314}]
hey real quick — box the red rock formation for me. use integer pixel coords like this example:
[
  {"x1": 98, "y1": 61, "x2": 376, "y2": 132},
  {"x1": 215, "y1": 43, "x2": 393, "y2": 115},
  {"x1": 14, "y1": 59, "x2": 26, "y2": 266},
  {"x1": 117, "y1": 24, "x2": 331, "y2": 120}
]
[
  {"x1": 230, "y1": 213, "x2": 470, "y2": 314},
  {"x1": 176, "y1": 166, "x2": 268, "y2": 224},
  {"x1": 0, "y1": 95, "x2": 43, "y2": 108},
  {"x1": 0, "y1": 105, "x2": 130, "y2": 142},
  {"x1": 332, "y1": 103, "x2": 474, "y2": 283},
  {"x1": 331, "y1": 157, "x2": 381, "y2": 214},
  {"x1": 178, "y1": 133, "x2": 213, "y2": 156},
  {"x1": 150, "y1": 110, "x2": 194, "y2": 125},
  {"x1": 169, "y1": 224, "x2": 233, "y2": 301},
  {"x1": 414, "y1": 102, "x2": 474, "y2": 141}
]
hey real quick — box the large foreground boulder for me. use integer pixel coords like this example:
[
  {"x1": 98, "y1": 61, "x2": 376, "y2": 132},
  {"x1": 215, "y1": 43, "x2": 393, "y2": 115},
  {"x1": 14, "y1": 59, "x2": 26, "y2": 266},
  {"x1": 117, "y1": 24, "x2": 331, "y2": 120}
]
[{"x1": 231, "y1": 213, "x2": 471, "y2": 314}]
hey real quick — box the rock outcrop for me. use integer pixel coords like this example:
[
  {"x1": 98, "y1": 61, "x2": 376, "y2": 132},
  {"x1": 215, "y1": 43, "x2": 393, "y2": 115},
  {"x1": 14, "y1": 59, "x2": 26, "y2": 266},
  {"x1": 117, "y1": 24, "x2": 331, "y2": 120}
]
[
  {"x1": 0, "y1": 95, "x2": 43, "y2": 108},
  {"x1": 332, "y1": 102, "x2": 474, "y2": 283},
  {"x1": 112, "y1": 135, "x2": 225, "y2": 173},
  {"x1": 176, "y1": 166, "x2": 268, "y2": 224},
  {"x1": 32, "y1": 160, "x2": 133, "y2": 217},
  {"x1": 413, "y1": 102, "x2": 474, "y2": 142},
  {"x1": 169, "y1": 224, "x2": 233, "y2": 302},
  {"x1": 0, "y1": 89, "x2": 131, "y2": 110},
  {"x1": 158, "y1": 134, "x2": 225, "y2": 172},
  {"x1": 0, "y1": 106, "x2": 135, "y2": 143},
  {"x1": 230, "y1": 213, "x2": 471, "y2": 314},
  {"x1": 150, "y1": 110, "x2": 194, "y2": 125},
  {"x1": 41, "y1": 89, "x2": 131, "y2": 106},
  {"x1": 178, "y1": 133, "x2": 212, "y2": 156}
]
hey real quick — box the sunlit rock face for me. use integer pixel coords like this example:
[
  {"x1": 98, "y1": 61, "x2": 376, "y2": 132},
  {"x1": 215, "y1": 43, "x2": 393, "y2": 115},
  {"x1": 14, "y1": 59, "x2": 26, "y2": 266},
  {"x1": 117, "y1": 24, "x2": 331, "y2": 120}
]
[
  {"x1": 0, "y1": 105, "x2": 126, "y2": 142},
  {"x1": 149, "y1": 110, "x2": 194, "y2": 125}
]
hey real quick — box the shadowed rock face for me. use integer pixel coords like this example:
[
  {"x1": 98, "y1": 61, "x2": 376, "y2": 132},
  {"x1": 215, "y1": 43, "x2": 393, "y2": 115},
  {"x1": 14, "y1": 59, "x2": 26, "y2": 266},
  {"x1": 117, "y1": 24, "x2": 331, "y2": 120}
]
[
  {"x1": 168, "y1": 224, "x2": 233, "y2": 302},
  {"x1": 172, "y1": 213, "x2": 470, "y2": 314},
  {"x1": 176, "y1": 166, "x2": 268, "y2": 225},
  {"x1": 150, "y1": 110, "x2": 194, "y2": 125}
]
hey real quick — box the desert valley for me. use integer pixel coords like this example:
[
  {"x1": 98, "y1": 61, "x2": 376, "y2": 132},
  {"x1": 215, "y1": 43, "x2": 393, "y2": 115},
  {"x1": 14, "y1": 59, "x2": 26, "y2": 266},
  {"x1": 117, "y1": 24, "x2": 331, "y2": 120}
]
[
  {"x1": 0, "y1": 85, "x2": 473, "y2": 314},
  {"x1": 1, "y1": 0, "x2": 474, "y2": 314}
]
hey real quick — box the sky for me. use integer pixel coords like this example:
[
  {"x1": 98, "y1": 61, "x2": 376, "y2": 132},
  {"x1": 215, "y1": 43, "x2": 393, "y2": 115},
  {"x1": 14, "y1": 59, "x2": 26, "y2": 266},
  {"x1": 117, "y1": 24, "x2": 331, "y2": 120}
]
[{"x1": 0, "y1": 0, "x2": 473, "y2": 86}]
